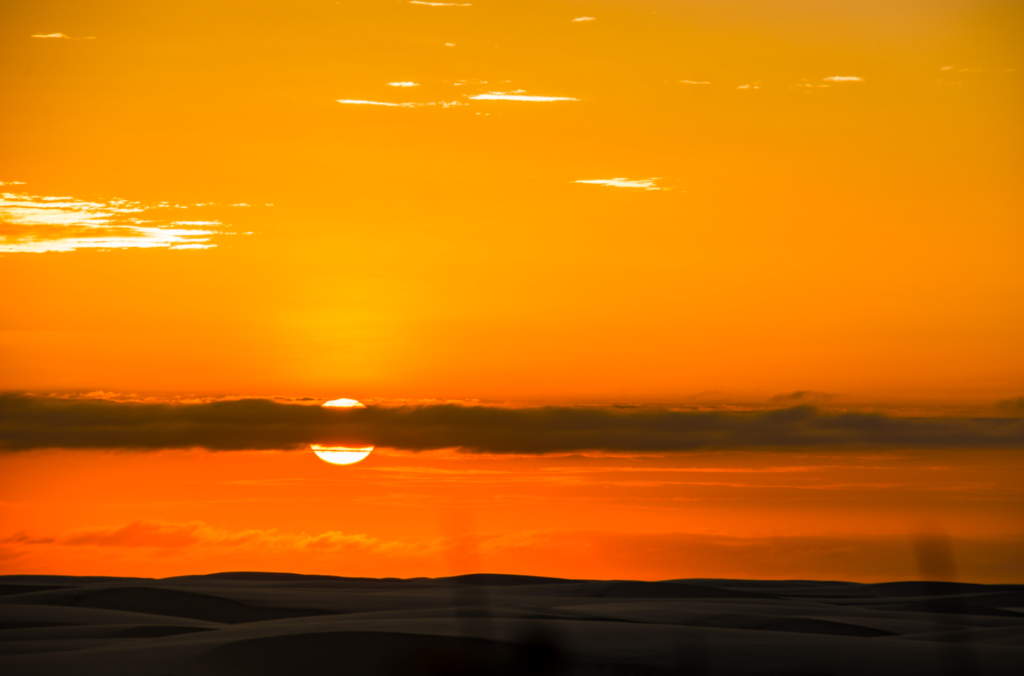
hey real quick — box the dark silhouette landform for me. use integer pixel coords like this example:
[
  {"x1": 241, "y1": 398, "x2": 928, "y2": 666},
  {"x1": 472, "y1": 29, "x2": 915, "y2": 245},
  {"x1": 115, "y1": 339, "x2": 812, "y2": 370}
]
[{"x1": 1, "y1": 572, "x2": 1022, "y2": 675}]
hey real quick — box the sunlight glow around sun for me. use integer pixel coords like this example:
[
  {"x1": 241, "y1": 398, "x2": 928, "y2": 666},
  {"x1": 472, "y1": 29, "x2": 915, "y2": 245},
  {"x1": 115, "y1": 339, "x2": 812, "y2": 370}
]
[
  {"x1": 322, "y1": 398, "x2": 365, "y2": 408},
  {"x1": 311, "y1": 444, "x2": 374, "y2": 466}
]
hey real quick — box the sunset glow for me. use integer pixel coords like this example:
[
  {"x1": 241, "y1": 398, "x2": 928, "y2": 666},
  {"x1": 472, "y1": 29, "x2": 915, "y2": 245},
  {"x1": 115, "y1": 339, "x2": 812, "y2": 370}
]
[{"x1": 0, "y1": 0, "x2": 1021, "y2": 585}]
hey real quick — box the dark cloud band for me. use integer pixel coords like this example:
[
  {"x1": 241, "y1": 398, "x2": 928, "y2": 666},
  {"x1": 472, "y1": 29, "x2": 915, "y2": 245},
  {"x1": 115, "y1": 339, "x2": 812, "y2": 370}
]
[{"x1": 1, "y1": 394, "x2": 1021, "y2": 453}]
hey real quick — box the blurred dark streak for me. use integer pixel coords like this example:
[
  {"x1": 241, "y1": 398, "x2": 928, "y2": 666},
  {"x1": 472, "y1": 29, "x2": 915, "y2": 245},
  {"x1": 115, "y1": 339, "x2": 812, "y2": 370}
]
[
  {"x1": 437, "y1": 508, "x2": 567, "y2": 675},
  {"x1": 439, "y1": 509, "x2": 493, "y2": 633},
  {"x1": 912, "y1": 531, "x2": 980, "y2": 676}
]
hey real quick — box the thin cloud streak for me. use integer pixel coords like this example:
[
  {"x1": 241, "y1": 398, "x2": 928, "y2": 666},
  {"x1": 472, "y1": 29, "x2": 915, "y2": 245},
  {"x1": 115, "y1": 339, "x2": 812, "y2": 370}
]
[
  {"x1": 572, "y1": 17, "x2": 596, "y2": 22},
  {"x1": 469, "y1": 92, "x2": 578, "y2": 102},
  {"x1": 336, "y1": 99, "x2": 463, "y2": 109},
  {"x1": 1, "y1": 394, "x2": 1022, "y2": 453},
  {"x1": 408, "y1": 1, "x2": 472, "y2": 6},
  {"x1": 388, "y1": 82, "x2": 419, "y2": 87},
  {"x1": 824, "y1": 76, "x2": 863, "y2": 82},
  {"x1": 31, "y1": 33, "x2": 97, "y2": 40},
  {"x1": 575, "y1": 178, "x2": 664, "y2": 191},
  {"x1": 336, "y1": 99, "x2": 419, "y2": 107}
]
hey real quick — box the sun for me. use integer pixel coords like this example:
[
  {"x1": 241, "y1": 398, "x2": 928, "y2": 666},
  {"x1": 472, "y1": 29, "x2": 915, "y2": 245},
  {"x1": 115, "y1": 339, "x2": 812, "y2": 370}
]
[
  {"x1": 311, "y1": 444, "x2": 374, "y2": 466},
  {"x1": 322, "y1": 398, "x2": 366, "y2": 408},
  {"x1": 314, "y1": 398, "x2": 371, "y2": 464}
]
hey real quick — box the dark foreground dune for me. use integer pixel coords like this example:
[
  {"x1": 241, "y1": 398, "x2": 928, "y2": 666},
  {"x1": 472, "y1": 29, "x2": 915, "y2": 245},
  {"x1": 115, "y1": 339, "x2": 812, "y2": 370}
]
[{"x1": 1, "y1": 573, "x2": 1022, "y2": 675}]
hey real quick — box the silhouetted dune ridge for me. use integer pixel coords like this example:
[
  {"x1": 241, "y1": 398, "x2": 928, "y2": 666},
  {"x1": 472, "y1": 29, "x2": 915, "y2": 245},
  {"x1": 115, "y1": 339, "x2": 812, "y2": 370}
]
[
  {"x1": 438, "y1": 573, "x2": 581, "y2": 586},
  {"x1": 865, "y1": 581, "x2": 1024, "y2": 597},
  {"x1": 166, "y1": 572, "x2": 366, "y2": 583},
  {"x1": 0, "y1": 584, "x2": 73, "y2": 597}
]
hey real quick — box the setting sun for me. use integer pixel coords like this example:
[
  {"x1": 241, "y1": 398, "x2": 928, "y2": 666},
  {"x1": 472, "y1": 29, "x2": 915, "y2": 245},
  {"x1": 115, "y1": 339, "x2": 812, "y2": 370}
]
[
  {"x1": 321, "y1": 398, "x2": 366, "y2": 409},
  {"x1": 310, "y1": 444, "x2": 375, "y2": 466}
]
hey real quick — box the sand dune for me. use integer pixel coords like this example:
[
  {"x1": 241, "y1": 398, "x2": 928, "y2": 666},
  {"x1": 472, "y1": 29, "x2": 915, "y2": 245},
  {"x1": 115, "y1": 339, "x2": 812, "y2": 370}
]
[
  {"x1": 0, "y1": 573, "x2": 1021, "y2": 675},
  {"x1": 1, "y1": 585, "x2": 332, "y2": 624},
  {"x1": 0, "y1": 602, "x2": 226, "y2": 629},
  {"x1": 896, "y1": 625, "x2": 1024, "y2": 646},
  {"x1": 0, "y1": 584, "x2": 73, "y2": 597}
]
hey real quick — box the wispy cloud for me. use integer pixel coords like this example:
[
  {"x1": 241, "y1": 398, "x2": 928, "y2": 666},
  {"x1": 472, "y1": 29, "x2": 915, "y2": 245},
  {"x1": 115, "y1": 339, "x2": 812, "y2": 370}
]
[
  {"x1": 31, "y1": 33, "x2": 96, "y2": 40},
  {"x1": 388, "y1": 82, "x2": 419, "y2": 87},
  {"x1": 823, "y1": 76, "x2": 863, "y2": 82},
  {"x1": 0, "y1": 189, "x2": 244, "y2": 253},
  {"x1": 939, "y1": 66, "x2": 1012, "y2": 73},
  {"x1": 469, "y1": 92, "x2": 578, "y2": 102},
  {"x1": 409, "y1": 1, "x2": 472, "y2": 6},
  {"x1": 572, "y1": 17, "x2": 596, "y2": 22},
  {"x1": 771, "y1": 391, "x2": 837, "y2": 404},
  {"x1": 5, "y1": 520, "x2": 389, "y2": 553},
  {"x1": 575, "y1": 178, "x2": 665, "y2": 191},
  {"x1": 996, "y1": 397, "x2": 1024, "y2": 414},
  {"x1": 336, "y1": 99, "x2": 420, "y2": 108},
  {"x1": 369, "y1": 466, "x2": 508, "y2": 476},
  {"x1": 0, "y1": 181, "x2": 26, "y2": 186},
  {"x1": 5, "y1": 394, "x2": 1022, "y2": 453},
  {"x1": 542, "y1": 466, "x2": 817, "y2": 475},
  {"x1": 679, "y1": 80, "x2": 710, "y2": 85},
  {"x1": 336, "y1": 99, "x2": 463, "y2": 109},
  {"x1": 737, "y1": 84, "x2": 760, "y2": 90}
]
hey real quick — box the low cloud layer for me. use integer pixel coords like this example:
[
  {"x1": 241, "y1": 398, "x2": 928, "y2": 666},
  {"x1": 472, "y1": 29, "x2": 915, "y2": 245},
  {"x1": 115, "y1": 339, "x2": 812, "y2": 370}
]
[
  {"x1": 1, "y1": 394, "x2": 1021, "y2": 453},
  {"x1": 5, "y1": 520, "x2": 1023, "y2": 582}
]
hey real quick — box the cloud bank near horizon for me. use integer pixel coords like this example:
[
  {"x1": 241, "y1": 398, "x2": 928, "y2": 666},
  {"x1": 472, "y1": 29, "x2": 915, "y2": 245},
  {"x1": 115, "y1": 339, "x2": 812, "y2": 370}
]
[
  {"x1": 4, "y1": 519, "x2": 1023, "y2": 583},
  {"x1": 1, "y1": 394, "x2": 1021, "y2": 453},
  {"x1": 4, "y1": 519, "x2": 1021, "y2": 583}
]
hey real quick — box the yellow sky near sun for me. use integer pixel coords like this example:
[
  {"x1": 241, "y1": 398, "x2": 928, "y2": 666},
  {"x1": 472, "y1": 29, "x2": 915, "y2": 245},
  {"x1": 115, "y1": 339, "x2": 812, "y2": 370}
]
[{"x1": 0, "y1": 0, "x2": 1022, "y2": 404}]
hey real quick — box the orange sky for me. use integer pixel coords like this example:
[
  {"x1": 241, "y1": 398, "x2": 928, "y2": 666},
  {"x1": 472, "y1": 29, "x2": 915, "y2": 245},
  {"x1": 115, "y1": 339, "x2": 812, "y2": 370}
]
[
  {"x1": 3, "y1": 446, "x2": 1023, "y2": 582},
  {"x1": 1, "y1": 0, "x2": 1022, "y2": 582}
]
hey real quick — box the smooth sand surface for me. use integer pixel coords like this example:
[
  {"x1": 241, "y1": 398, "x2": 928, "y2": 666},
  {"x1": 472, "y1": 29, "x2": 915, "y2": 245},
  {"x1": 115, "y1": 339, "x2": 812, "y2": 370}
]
[{"x1": 0, "y1": 573, "x2": 1021, "y2": 675}]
